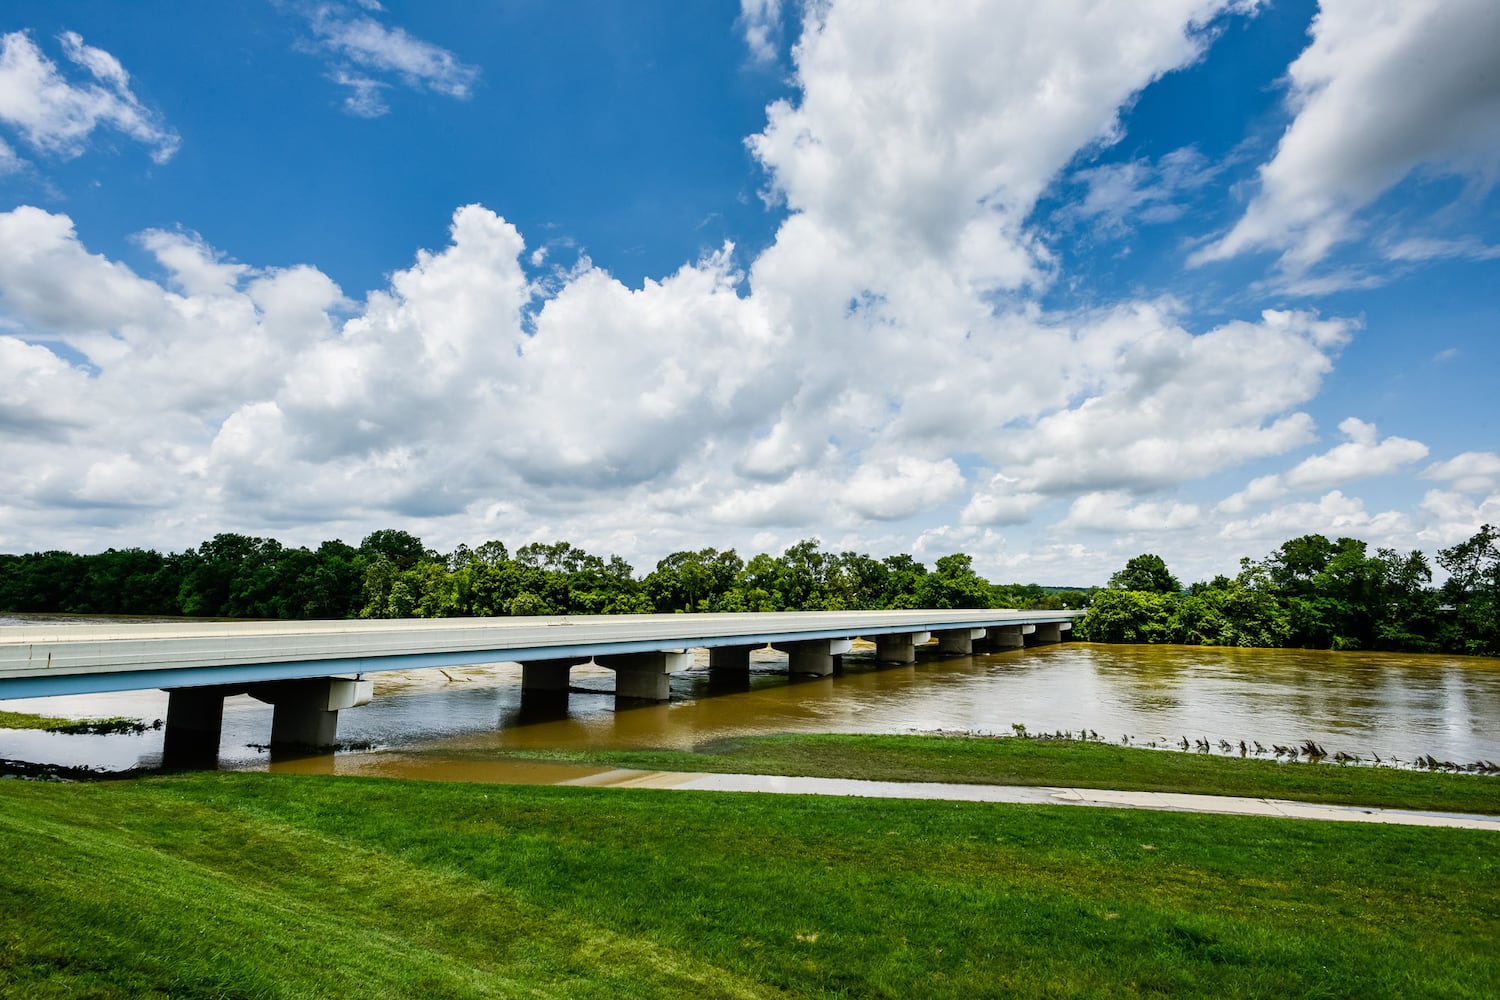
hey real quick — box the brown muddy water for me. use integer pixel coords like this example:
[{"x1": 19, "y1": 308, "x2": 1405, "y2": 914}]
[{"x1": 3, "y1": 631, "x2": 1499, "y2": 778}]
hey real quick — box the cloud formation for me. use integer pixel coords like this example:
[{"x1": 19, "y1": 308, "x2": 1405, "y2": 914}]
[
  {"x1": 1, "y1": 0, "x2": 1495, "y2": 588},
  {"x1": 300, "y1": 4, "x2": 480, "y2": 116},
  {"x1": 1424, "y1": 452, "x2": 1500, "y2": 495},
  {"x1": 1061, "y1": 147, "x2": 1219, "y2": 234},
  {"x1": 738, "y1": 0, "x2": 785, "y2": 63},
  {"x1": 1193, "y1": 0, "x2": 1500, "y2": 272},
  {"x1": 1218, "y1": 418, "x2": 1429, "y2": 514},
  {"x1": 0, "y1": 30, "x2": 178, "y2": 163}
]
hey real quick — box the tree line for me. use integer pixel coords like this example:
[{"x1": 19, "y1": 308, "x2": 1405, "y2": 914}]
[
  {"x1": 1077, "y1": 527, "x2": 1499, "y2": 656},
  {"x1": 0, "y1": 531, "x2": 1087, "y2": 621},
  {"x1": 4, "y1": 526, "x2": 1493, "y2": 656}
]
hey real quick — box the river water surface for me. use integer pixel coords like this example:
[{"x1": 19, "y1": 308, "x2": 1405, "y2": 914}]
[{"x1": 3, "y1": 630, "x2": 1498, "y2": 778}]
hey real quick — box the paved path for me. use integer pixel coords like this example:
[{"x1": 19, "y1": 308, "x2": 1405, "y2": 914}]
[{"x1": 561, "y1": 768, "x2": 1500, "y2": 831}]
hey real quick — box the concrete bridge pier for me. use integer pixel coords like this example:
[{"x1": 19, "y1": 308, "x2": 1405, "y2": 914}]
[
  {"x1": 708, "y1": 645, "x2": 756, "y2": 674},
  {"x1": 163, "y1": 676, "x2": 373, "y2": 765},
  {"x1": 520, "y1": 658, "x2": 578, "y2": 695},
  {"x1": 778, "y1": 638, "x2": 853, "y2": 676},
  {"x1": 163, "y1": 686, "x2": 232, "y2": 769},
  {"x1": 248, "y1": 677, "x2": 374, "y2": 749},
  {"x1": 873, "y1": 631, "x2": 930, "y2": 664},
  {"x1": 936, "y1": 628, "x2": 986, "y2": 656},
  {"x1": 1026, "y1": 622, "x2": 1061, "y2": 645},
  {"x1": 519, "y1": 657, "x2": 584, "y2": 711},
  {"x1": 596, "y1": 651, "x2": 692, "y2": 702},
  {"x1": 977, "y1": 625, "x2": 1027, "y2": 652},
  {"x1": 707, "y1": 645, "x2": 757, "y2": 692}
]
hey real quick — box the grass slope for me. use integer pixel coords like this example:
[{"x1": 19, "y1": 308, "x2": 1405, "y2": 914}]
[
  {"x1": 2, "y1": 771, "x2": 1496, "y2": 998},
  {"x1": 511, "y1": 733, "x2": 1500, "y2": 816}
]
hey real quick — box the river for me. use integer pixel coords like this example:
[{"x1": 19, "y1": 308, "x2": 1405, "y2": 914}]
[{"x1": 3, "y1": 629, "x2": 1498, "y2": 777}]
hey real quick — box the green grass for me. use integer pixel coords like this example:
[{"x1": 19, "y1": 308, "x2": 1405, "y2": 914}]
[
  {"x1": 496, "y1": 733, "x2": 1500, "y2": 816},
  {"x1": 1, "y1": 771, "x2": 1497, "y2": 998},
  {"x1": 0, "y1": 709, "x2": 146, "y2": 734}
]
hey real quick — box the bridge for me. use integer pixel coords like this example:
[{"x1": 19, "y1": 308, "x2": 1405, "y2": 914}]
[{"x1": 0, "y1": 610, "x2": 1077, "y2": 764}]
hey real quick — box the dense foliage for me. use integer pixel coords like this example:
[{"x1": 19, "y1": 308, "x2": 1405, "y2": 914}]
[
  {"x1": 1076, "y1": 527, "x2": 1500, "y2": 656},
  {"x1": 4, "y1": 526, "x2": 1493, "y2": 654},
  {"x1": 0, "y1": 532, "x2": 1087, "y2": 620}
]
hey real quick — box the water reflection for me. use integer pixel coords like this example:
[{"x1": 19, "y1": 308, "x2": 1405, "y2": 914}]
[{"x1": 3, "y1": 643, "x2": 1499, "y2": 775}]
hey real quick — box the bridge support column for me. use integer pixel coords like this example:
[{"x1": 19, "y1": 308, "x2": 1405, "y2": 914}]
[
  {"x1": 163, "y1": 687, "x2": 229, "y2": 769},
  {"x1": 248, "y1": 677, "x2": 374, "y2": 749},
  {"x1": 518, "y1": 657, "x2": 584, "y2": 713},
  {"x1": 595, "y1": 651, "x2": 691, "y2": 703},
  {"x1": 936, "y1": 628, "x2": 986, "y2": 656},
  {"x1": 708, "y1": 645, "x2": 754, "y2": 674},
  {"x1": 707, "y1": 645, "x2": 756, "y2": 692},
  {"x1": 873, "y1": 631, "x2": 929, "y2": 664},
  {"x1": 521, "y1": 659, "x2": 578, "y2": 695},
  {"x1": 779, "y1": 638, "x2": 853, "y2": 677},
  {"x1": 977, "y1": 626, "x2": 1026, "y2": 652},
  {"x1": 1026, "y1": 622, "x2": 1060, "y2": 645}
]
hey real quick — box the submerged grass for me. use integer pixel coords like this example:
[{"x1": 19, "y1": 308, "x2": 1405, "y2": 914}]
[
  {"x1": 501, "y1": 732, "x2": 1500, "y2": 816},
  {"x1": 2, "y1": 770, "x2": 1497, "y2": 998},
  {"x1": 0, "y1": 709, "x2": 149, "y2": 734}
]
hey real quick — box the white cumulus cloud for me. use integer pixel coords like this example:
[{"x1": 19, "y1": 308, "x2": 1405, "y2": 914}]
[
  {"x1": 6, "y1": 0, "x2": 1444, "y2": 584},
  {"x1": 1218, "y1": 417, "x2": 1429, "y2": 513},
  {"x1": 1423, "y1": 451, "x2": 1500, "y2": 495},
  {"x1": 988, "y1": 306, "x2": 1348, "y2": 497},
  {"x1": 1062, "y1": 491, "x2": 1202, "y2": 533},
  {"x1": 0, "y1": 29, "x2": 178, "y2": 162},
  {"x1": 1192, "y1": 0, "x2": 1500, "y2": 272},
  {"x1": 749, "y1": 0, "x2": 1246, "y2": 295},
  {"x1": 1220, "y1": 490, "x2": 1412, "y2": 547},
  {"x1": 845, "y1": 457, "x2": 966, "y2": 521}
]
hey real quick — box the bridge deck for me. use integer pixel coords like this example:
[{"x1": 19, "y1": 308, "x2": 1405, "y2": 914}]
[{"x1": 0, "y1": 610, "x2": 1078, "y2": 698}]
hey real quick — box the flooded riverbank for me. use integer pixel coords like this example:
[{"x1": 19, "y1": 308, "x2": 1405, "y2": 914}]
[{"x1": 3, "y1": 637, "x2": 1498, "y2": 777}]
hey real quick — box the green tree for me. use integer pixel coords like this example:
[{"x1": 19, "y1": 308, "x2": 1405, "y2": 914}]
[
  {"x1": 176, "y1": 533, "x2": 284, "y2": 617},
  {"x1": 1077, "y1": 589, "x2": 1178, "y2": 642},
  {"x1": 79, "y1": 548, "x2": 178, "y2": 615},
  {"x1": 1261, "y1": 534, "x2": 1338, "y2": 594},
  {"x1": 1438, "y1": 525, "x2": 1500, "y2": 655},
  {"x1": 508, "y1": 591, "x2": 552, "y2": 616},
  {"x1": 824, "y1": 551, "x2": 890, "y2": 610},
  {"x1": 916, "y1": 553, "x2": 992, "y2": 609},
  {"x1": 359, "y1": 529, "x2": 430, "y2": 570},
  {"x1": 645, "y1": 548, "x2": 743, "y2": 612},
  {"x1": 879, "y1": 554, "x2": 928, "y2": 609},
  {"x1": 1371, "y1": 547, "x2": 1439, "y2": 651},
  {"x1": 775, "y1": 539, "x2": 830, "y2": 610},
  {"x1": 1108, "y1": 554, "x2": 1181, "y2": 594},
  {"x1": 1173, "y1": 578, "x2": 1289, "y2": 647},
  {"x1": 720, "y1": 553, "x2": 780, "y2": 612}
]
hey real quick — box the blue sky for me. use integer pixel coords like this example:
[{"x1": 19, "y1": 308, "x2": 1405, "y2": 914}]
[{"x1": 1, "y1": 0, "x2": 1497, "y2": 585}]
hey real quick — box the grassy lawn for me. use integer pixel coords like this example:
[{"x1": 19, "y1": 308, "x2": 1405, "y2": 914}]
[
  {"x1": 2, "y1": 770, "x2": 1496, "y2": 998},
  {"x1": 500, "y1": 733, "x2": 1500, "y2": 816}
]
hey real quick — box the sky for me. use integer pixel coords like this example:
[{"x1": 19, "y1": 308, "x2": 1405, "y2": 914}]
[{"x1": 1, "y1": 0, "x2": 1497, "y2": 586}]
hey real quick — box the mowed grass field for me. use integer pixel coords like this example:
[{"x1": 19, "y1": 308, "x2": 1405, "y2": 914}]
[{"x1": 2, "y1": 739, "x2": 1497, "y2": 999}]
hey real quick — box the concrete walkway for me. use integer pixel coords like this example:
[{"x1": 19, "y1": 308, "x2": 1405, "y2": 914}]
[{"x1": 561, "y1": 768, "x2": 1500, "y2": 831}]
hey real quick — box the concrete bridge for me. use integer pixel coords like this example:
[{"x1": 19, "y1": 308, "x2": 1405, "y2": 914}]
[{"x1": 0, "y1": 610, "x2": 1077, "y2": 764}]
